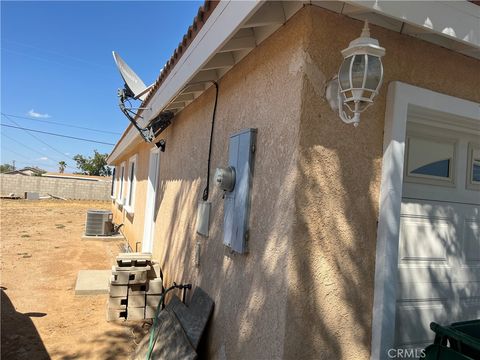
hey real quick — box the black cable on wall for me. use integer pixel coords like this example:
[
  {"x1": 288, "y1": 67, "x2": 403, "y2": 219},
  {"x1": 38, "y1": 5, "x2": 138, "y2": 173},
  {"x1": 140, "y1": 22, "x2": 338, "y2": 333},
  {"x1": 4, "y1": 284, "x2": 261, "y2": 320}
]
[{"x1": 202, "y1": 81, "x2": 219, "y2": 201}]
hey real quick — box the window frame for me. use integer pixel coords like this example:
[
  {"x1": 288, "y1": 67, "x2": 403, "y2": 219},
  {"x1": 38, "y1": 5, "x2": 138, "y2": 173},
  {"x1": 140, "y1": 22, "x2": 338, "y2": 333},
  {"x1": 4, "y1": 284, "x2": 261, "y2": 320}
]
[
  {"x1": 467, "y1": 142, "x2": 480, "y2": 191},
  {"x1": 110, "y1": 166, "x2": 117, "y2": 199},
  {"x1": 124, "y1": 155, "x2": 138, "y2": 214},
  {"x1": 116, "y1": 162, "x2": 126, "y2": 205},
  {"x1": 404, "y1": 132, "x2": 457, "y2": 187}
]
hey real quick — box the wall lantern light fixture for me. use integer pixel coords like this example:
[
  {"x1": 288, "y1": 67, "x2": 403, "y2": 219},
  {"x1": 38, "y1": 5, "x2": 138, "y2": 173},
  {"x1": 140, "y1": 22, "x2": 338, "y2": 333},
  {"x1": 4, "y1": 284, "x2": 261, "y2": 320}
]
[{"x1": 326, "y1": 21, "x2": 385, "y2": 127}]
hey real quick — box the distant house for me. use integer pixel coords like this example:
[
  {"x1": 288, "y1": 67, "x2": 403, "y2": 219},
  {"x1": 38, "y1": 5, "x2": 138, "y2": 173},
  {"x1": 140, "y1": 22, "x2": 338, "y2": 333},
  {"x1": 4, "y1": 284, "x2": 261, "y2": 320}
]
[
  {"x1": 107, "y1": 1, "x2": 480, "y2": 359},
  {"x1": 5, "y1": 167, "x2": 46, "y2": 176}
]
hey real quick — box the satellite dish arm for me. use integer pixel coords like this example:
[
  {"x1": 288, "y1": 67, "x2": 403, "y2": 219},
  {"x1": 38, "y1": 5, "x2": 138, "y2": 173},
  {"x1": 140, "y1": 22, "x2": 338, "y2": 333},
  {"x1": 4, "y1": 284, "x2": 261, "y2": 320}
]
[{"x1": 118, "y1": 87, "x2": 154, "y2": 142}]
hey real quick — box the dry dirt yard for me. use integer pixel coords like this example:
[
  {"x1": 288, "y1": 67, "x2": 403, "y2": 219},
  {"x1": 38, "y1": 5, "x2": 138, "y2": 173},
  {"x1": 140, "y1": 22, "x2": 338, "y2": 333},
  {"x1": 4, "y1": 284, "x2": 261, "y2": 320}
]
[{"x1": 1, "y1": 199, "x2": 148, "y2": 359}]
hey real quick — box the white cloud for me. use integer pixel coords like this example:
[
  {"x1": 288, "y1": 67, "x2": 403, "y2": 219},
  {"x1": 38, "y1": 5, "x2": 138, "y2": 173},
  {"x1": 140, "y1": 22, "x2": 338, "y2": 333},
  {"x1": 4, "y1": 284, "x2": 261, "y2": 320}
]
[
  {"x1": 28, "y1": 109, "x2": 51, "y2": 119},
  {"x1": 39, "y1": 157, "x2": 49, "y2": 161},
  {"x1": 65, "y1": 152, "x2": 70, "y2": 156}
]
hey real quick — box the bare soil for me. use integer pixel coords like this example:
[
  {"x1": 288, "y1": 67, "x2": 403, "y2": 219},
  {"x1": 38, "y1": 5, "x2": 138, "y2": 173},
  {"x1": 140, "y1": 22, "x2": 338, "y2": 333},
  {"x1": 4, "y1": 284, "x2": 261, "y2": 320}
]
[{"x1": 0, "y1": 199, "x2": 148, "y2": 360}]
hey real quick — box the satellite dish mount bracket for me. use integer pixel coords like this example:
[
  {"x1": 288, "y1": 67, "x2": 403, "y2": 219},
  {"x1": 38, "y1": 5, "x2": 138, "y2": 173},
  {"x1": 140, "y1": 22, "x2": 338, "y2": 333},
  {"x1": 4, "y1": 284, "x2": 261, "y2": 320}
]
[{"x1": 117, "y1": 86, "x2": 173, "y2": 144}]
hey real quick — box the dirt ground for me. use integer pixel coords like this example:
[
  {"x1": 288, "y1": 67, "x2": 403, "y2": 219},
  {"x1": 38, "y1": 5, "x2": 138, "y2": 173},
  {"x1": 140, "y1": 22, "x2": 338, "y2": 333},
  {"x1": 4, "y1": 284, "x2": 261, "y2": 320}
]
[{"x1": 0, "y1": 199, "x2": 148, "y2": 360}]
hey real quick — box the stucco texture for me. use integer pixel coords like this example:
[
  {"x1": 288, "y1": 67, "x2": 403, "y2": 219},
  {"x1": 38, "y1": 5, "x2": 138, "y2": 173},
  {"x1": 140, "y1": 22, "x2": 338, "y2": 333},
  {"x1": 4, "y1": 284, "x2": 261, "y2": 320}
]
[
  {"x1": 110, "y1": 5, "x2": 480, "y2": 359},
  {"x1": 111, "y1": 141, "x2": 151, "y2": 251},
  {"x1": 150, "y1": 11, "x2": 308, "y2": 359},
  {"x1": 284, "y1": 6, "x2": 480, "y2": 360}
]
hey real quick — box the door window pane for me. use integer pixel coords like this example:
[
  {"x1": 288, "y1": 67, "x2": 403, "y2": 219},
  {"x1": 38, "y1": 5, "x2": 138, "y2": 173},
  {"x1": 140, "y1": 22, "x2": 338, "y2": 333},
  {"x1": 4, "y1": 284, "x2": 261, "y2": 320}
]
[
  {"x1": 468, "y1": 145, "x2": 480, "y2": 189},
  {"x1": 411, "y1": 159, "x2": 450, "y2": 178},
  {"x1": 406, "y1": 136, "x2": 455, "y2": 183}
]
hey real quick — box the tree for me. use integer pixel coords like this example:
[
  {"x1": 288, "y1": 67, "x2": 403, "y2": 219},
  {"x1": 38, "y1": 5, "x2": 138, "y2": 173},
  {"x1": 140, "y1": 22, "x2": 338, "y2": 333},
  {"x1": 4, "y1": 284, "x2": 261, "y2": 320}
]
[
  {"x1": 0, "y1": 164, "x2": 15, "y2": 173},
  {"x1": 73, "y1": 150, "x2": 111, "y2": 176},
  {"x1": 58, "y1": 161, "x2": 67, "y2": 174}
]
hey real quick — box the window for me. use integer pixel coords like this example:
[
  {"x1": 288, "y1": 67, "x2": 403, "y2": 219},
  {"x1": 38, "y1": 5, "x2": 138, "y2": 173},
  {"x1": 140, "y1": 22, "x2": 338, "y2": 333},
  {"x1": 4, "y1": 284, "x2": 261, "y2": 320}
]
[
  {"x1": 117, "y1": 162, "x2": 126, "y2": 205},
  {"x1": 405, "y1": 135, "x2": 456, "y2": 186},
  {"x1": 124, "y1": 155, "x2": 137, "y2": 214},
  {"x1": 467, "y1": 143, "x2": 480, "y2": 190},
  {"x1": 110, "y1": 167, "x2": 116, "y2": 199}
]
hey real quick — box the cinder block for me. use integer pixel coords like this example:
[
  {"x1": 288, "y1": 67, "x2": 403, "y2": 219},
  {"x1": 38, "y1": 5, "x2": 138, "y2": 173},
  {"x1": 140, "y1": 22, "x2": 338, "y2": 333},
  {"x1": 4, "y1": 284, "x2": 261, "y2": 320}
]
[
  {"x1": 146, "y1": 278, "x2": 163, "y2": 295},
  {"x1": 127, "y1": 306, "x2": 145, "y2": 320},
  {"x1": 117, "y1": 259, "x2": 149, "y2": 268},
  {"x1": 113, "y1": 265, "x2": 150, "y2": 272},
  {"x1": 108, "y1": 296, "x2": 127, "y2": 309},
  {"x1": 145, "y1": 305, "x2": 158, "y2": 319},
  {"x1": 128, "y1": 284, "x2": 147, "y2": 295},
  {"x1": 146, "y1": 294, "x2": 161, "y2": 307},
  {"x1": 117, "y1": 252, "x2": 152, "y2": 261},
  {"x1": 111, "y1": 267, "x2": 148, "y2": 285},
  {"x1": 147, "y1": 263, "x2": 162, "y2": 279},
  {"x1": 110, "y1": 269, "x2": 130, "y2": 284},
  {"x1": 109, "y1": 282, "x2": 128, "y2": 297},
  {"x1": 107, "y1": 307, "x2": 127, "y2": 322},
  {"x1": 128, "y1": 294, "x2": 146, "y2": 307}
]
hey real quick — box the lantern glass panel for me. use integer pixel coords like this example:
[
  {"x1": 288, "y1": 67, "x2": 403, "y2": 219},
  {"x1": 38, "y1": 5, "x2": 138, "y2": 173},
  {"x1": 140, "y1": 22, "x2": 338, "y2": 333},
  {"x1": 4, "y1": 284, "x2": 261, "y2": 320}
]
[
  {"x1": 365, "y1": 55, "x2": 382, "y2": 91},
  {"x1": 339, "y1": 56, "x2": 352, "y2": 90},
  {"x1": 351, "y1": 55, "x2": 366, "y2": 88}
]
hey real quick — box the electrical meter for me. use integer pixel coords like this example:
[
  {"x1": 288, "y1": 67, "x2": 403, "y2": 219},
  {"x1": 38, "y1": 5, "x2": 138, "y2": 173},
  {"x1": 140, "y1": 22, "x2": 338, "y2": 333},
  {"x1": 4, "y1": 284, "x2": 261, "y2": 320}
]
[{"x1": 214, "y1": 166, "x2": 236, "y2": 192}]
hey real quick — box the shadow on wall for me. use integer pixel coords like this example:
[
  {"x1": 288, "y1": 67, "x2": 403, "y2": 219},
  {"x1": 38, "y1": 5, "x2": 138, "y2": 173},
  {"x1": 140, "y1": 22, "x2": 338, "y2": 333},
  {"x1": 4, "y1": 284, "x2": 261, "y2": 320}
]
[
  {"x1": 153, "y1": 178, "x2": 202, "y2": 288},
  {"x1": 1, "y1": 289, "x2": 50, "y2": 359},
  {"x1": 282, "y1": 24, "x2": 386, "y2": 356},
  {"x1": 283, "y1": 111, "x2": 381, "y2": 359}
]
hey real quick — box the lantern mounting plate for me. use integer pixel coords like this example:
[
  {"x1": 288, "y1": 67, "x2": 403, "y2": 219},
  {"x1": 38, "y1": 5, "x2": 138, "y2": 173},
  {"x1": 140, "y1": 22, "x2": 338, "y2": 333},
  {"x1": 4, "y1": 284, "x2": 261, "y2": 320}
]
[{"x1": 326, "y1": 77, "x2": 361, "y2": 127}]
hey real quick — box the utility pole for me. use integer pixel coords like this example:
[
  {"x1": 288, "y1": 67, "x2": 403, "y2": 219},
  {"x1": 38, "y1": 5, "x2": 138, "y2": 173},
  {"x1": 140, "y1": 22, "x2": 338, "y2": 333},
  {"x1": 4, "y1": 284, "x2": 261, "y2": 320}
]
[{"x1": 12, "y1": 160, "x2": 16, "y2": 170}]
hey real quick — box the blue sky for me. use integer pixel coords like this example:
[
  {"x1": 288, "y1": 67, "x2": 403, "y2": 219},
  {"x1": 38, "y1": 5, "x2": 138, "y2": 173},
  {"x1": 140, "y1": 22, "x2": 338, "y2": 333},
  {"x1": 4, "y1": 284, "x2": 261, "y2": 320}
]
[{"x1": 1, "y1": 1, "x2": 202, "y2": 173}]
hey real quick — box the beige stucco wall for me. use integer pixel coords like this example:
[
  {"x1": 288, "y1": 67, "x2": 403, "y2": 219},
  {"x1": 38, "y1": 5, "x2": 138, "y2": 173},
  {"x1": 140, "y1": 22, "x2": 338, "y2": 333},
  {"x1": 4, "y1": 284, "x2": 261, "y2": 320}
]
[
  {"x1": 149, "y1": 10, "x2": 308, "y2": 359},
  {"x1": 111, "y1": 141, "x2": 151, "y2": 251},
  {"x1": 284, "y1": 6, "x2": 480, "y2": 360},
  {"x1": 110, "y1": 5, "x2": 480, "y2": 359}
]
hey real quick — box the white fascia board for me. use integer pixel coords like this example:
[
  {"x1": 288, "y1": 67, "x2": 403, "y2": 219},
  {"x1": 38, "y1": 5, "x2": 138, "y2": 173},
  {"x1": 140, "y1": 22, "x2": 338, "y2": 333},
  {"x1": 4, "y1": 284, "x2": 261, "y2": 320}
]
[
  {"x1": 108, "y1": 0, "x2": 264, "y2": 164},
  {"x1": 345, "y1": 0, "x2": 480, "y2": 48}
]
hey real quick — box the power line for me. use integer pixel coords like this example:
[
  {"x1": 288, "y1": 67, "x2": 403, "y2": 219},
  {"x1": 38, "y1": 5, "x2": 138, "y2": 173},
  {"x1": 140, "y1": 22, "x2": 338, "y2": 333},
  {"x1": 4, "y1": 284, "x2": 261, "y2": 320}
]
[
  {"x1": 1, "y1": 124, "x2": 115, "y2": 146},
  {"x1": 1, "y1": 112, "x2": 121, "y2": 135},
  {"x1": 1, "y1": 147, "x2": 31, "y2": 161},
  {"x1": 3, "y1": 39, "x2": 111, "y2": 69},
  {"x1": 1, "y1": 132, "x2": 71, "y2": 167},
  {"x1": 2, "y1": 114, "x2": 77, "y2": 160}
]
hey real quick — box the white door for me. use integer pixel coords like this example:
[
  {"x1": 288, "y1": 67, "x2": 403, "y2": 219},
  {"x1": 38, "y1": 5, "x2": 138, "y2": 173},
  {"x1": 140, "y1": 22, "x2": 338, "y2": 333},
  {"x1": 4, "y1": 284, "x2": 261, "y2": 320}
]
[
  {"x1": 142, "y1": 148, "x2": 160, "y2": 253},
  {"x1": 395, "y1": 120, "x2": 480, "y2": 350}
]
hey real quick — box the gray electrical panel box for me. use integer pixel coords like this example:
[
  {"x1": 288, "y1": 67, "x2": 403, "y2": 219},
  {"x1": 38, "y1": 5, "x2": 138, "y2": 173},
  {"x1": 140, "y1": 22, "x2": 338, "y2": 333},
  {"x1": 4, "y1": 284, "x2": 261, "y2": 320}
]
[{"x1": 223, "y1": 128, "x2": 256, "y2": 253}]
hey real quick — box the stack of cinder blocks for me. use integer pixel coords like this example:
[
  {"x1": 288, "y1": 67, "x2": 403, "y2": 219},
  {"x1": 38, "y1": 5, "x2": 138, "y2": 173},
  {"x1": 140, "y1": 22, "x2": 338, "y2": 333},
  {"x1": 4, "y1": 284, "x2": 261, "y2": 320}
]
[{"x1": 107, "y1": 253, "x2": 163, "y2": 322}]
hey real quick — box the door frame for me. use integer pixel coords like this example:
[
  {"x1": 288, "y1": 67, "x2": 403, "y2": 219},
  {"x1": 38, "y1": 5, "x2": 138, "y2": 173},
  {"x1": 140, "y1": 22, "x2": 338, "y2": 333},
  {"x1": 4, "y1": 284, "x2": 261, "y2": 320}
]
[
  {"x1": 142, "y1": 147, "x2": 160, "y2": 253},
  {"x1": 370, "y1": 81, "x2": 479, "y2": 360}
]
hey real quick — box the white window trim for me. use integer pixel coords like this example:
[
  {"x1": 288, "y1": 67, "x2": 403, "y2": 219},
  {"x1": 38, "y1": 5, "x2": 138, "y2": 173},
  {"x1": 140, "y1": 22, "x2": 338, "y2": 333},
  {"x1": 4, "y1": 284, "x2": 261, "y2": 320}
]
[
  {"x1": 371, "y1": 82, "x2": 479, "y2": 360},
  {"x1": 110, "y1": 166, "x2": 118, "y2": 200},
  {"x1": 116, "y1": 162, "x2": 126, "y2": 206},
  {"x1": 467, "y1": 142, "x2": 480, "y2": 191},
  {"x1": 124, "y1": 154, "x2": 138, "y2": 215}
]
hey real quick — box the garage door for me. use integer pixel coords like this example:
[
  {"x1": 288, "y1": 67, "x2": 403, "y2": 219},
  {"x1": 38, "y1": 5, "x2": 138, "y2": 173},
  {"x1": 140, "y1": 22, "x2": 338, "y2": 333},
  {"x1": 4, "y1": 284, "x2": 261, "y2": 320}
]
[{"x1": 394, "y1": 120, "x2": 480, "y2": 351}]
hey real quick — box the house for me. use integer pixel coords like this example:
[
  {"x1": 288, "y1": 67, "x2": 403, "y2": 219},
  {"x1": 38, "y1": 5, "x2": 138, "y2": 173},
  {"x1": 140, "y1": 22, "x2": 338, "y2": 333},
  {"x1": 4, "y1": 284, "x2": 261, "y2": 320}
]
[
  {"x1": 107, "y1": 1, "x2": 480, "y2": 359},
  {"x1": 5, "y1": 166, "x2": 46, "y2": 176}
]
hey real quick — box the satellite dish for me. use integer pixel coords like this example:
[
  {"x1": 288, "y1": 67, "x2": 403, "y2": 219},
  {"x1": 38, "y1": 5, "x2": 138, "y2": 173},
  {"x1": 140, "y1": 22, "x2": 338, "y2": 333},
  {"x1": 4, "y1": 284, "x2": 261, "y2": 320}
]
[{"x1": 112, "y1": 51, "x2": 152, "y2": 101}]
